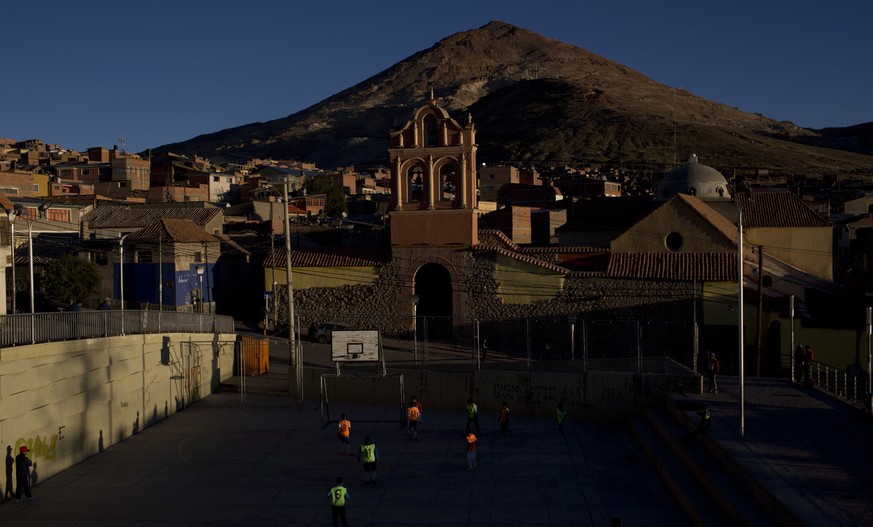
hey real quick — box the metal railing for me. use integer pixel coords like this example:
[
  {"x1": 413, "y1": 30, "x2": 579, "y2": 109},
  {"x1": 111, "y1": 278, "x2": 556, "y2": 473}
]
[
  {"x1": 810, "y1": 361, "x2": 869, "y2": 408},
  {"x1": 0, "y1": 310, "x2": 235, "y2": 348}
]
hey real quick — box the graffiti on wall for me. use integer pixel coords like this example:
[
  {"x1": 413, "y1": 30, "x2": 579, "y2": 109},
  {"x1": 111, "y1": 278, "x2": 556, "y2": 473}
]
[
  {"x1": 13, "y1": 433, "x2": 59, "y2": 462},
  {"x1": 491, "y1": 375, "x2": 585, "y2": 408}
]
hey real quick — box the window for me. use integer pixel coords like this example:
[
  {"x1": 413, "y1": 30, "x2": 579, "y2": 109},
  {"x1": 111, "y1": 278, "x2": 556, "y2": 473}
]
[
  {"x1": 0, "y1": 187, "x2": 18, "y2": 195},
  {"x1": 665, "y1": 232, "x2": 683, "y2": 252},
  {"x1": 194, "y1": 251, "x2": 203, "y2": 263},
  {"x1": 423, "y1": 116, "x2": 438, "y2": 147}
]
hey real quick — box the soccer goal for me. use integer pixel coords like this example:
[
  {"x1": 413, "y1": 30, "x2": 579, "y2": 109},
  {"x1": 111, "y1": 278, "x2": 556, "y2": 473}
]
[{"x1": 319, "y1": 373, "x2": 406, "y2": 429}]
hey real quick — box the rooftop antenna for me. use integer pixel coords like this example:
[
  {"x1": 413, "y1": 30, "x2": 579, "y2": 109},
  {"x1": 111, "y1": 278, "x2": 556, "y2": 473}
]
[{"x1": 118, "y1": 137, "x2": 126, "y2": 153}]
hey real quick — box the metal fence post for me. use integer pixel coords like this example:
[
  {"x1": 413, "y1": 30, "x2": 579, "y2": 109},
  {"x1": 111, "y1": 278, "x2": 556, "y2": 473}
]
[
  {"x1": 475, "y1": 318, "x2": 480, "y2": 371},
  {"x1": 636, "y1": 321, "x2": 642, "y2": 373},
  {"x1": 526, "y1": 319, "x2": 531, "y2": 372}
]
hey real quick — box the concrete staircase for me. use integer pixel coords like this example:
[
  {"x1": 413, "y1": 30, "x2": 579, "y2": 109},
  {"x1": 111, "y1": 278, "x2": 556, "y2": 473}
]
[{"x1": 629, "y1": 397, "x2": 795, "y2": 527}]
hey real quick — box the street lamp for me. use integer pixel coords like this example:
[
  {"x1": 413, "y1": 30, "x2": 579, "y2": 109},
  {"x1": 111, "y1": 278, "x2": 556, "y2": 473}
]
[
  {"x1": 790, "y1": 295, "x2": 796, "y2": 383},
  {"x1": 119, "y1": 233, "x2": 131, "y2": 334},
  {"x1": 196, "y1": 264, "x2": 205, "y2": 314},
  {"x1": 9, "y1": 219, "x2": 15, "y2": 314}
]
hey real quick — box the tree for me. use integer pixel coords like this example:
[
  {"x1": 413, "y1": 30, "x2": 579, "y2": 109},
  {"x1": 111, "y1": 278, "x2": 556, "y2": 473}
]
[
  {"x1": 304, "y1": 175, "x2": 347, "y2": 218},
  {"x1": 41, "y1": 255, "x2": 102, "y2": 305}
]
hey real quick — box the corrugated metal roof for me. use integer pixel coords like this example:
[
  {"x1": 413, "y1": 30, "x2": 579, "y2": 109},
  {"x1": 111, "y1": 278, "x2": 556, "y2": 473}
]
[{"x1": 606, "y1": 252, "x2": 737, "y2": 281}]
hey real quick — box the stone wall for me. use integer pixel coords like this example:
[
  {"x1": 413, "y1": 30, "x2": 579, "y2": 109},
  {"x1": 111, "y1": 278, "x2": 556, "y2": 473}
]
[{"x1": 282, "y1": 249, "x2": 697, "y2": 338}]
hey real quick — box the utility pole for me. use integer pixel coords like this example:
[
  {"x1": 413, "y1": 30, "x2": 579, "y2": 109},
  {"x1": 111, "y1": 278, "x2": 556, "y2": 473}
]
[
  {"x1": 738, "y1": 197, "x2": 745, "y2": 439},
  {"x1": 283, "y1": 176, "x2": 299, "y2": 404},
  {"x1": 755, "y1": 246, "x2": 764, "y2": 377}
]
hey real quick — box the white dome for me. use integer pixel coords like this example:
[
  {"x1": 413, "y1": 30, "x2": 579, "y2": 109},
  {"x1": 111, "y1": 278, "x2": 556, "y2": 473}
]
[{"x1": 656, "y1": 154, "x2": 731, "y2": 201}]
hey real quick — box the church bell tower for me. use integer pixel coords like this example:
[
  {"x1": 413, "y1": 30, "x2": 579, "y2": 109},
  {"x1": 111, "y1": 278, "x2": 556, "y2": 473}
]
[{"x1": 388, "y1": 93, "x2": 478, "y2": 246}]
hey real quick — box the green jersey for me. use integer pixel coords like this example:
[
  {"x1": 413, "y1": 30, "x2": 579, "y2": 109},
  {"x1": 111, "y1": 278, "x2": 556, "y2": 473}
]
[{"x1": 329, "y1": 484, "x2": 349, "y2": 506}]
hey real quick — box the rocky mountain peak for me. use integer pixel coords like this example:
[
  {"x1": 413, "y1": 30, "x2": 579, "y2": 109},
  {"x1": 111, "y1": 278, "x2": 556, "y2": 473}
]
[{"x1": 154, "y1": 22, "x2": 873, "y2": 176}]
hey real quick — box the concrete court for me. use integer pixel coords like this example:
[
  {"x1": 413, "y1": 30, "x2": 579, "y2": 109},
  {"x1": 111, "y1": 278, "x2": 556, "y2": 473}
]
[{"x1": 0, "y1": 390, "x2": 686, "y2": 527}]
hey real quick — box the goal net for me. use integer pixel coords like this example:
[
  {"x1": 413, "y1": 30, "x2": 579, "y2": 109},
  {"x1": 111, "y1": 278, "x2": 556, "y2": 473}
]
[{"x1": 319, "y1": 373, "x2": 406, "y2": 429}]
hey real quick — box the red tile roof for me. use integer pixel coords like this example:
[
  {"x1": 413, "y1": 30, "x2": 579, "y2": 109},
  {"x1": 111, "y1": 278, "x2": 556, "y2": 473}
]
[
  {"x1": 85, "y1": 203, "x2": 223, "y2": 229},
  {"x1": 264, "y1": 246, "x2": 391, "y2": 268},
  {"x1": 739, "y1": 190, "x2": 829, "y2": 228},
  {"x1": 127, "y1": 219, "x2": 219, "y2": 243},
  {"x1": 606, "y1": 252, "x2": 737, "y2": 281}
]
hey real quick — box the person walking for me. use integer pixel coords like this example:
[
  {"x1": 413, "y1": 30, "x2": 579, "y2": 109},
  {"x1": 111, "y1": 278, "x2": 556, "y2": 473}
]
[
  {"x1": 556, "y1": 402, "x2": 567, "y2": 433},
  {"x1": 498, "y1": 401, "x2": 512, "y2": 436},
  {"x1": 357, "y1": 436, "x2": 379, "y2": 484},
  {"x1": 706, "y1": 352, "x2": 720, "y2": 394},
  {"x1": 803, "y1": 345, "x2": 815, "y2": 386},
  {"x1": 411, "y1": 395, "x2": 424, "y2": 430},
  {"x1": 465, "y1": 432, "x2": 478, "y2": 471},
  {"x1": 465, "y1": 398, "x2": 480, "y2": 435},
  {"x1": 687, "y1": 407, "x2": 712, "y2": 442},
  {"x1": 14, "y1": 445, "x2": 33, "y2": 503},
  {"x1": 337, "y1": 414, "x2": 352, "y2": 456},
  {"x1": 407, "y1": 399, "x2": 420, "y2": 440},
  {"x1": 327, "y1": 476, "x2": 350, "y2": 527}
]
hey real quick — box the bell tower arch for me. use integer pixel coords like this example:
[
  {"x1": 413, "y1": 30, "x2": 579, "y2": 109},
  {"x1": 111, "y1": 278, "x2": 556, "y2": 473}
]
[{"x1": 388, "y1": 93, "x2": 478, "y2": 246}]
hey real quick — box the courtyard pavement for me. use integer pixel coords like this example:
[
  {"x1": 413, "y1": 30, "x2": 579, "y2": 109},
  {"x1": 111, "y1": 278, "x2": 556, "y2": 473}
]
[{"x1": 2, "y1": 333, "x2": 871, "y2": 526}]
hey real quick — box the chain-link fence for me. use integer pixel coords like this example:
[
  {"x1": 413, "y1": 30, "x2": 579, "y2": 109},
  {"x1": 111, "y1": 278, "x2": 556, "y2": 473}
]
[{"x1": 298, "y1": 314, "x2": 698, "y2": 374}]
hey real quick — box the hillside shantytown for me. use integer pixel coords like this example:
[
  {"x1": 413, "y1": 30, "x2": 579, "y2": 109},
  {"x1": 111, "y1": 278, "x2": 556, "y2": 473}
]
[{"x1": 1, "y1": 92, "x2": 872, "y2": 382}]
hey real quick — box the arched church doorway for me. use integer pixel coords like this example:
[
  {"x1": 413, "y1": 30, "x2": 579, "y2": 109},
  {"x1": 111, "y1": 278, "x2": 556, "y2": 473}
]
[{"x1": 414, "y1": 263, "x2": 453, "y2": 339}]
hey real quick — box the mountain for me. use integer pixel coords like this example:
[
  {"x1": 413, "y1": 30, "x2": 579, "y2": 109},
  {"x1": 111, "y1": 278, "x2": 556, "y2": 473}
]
[{"x1": 153, "y1": 21, "x2": 873, "y2": 176}]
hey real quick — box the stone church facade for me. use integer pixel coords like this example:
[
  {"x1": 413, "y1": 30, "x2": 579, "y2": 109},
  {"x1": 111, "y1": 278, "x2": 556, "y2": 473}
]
[{"x1": 274, "y1": 98, "x2": 738, "y2": 365}]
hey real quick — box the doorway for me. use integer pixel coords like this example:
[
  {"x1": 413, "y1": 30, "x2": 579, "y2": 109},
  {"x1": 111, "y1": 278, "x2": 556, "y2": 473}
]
[{"x1": 414, "y1": 263, "x2": 452, "y2": 339}]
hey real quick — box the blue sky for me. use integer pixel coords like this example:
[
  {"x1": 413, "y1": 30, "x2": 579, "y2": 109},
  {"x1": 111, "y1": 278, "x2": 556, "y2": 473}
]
[{"x1": 3, "y1": 1, "x2": 872, "y2": 155}]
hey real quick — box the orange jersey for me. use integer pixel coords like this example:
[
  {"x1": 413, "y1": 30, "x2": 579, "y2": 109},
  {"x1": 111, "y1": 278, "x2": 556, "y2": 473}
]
[{"x1": 338, "y1": 419, "x2": 351, "y2": 437}]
